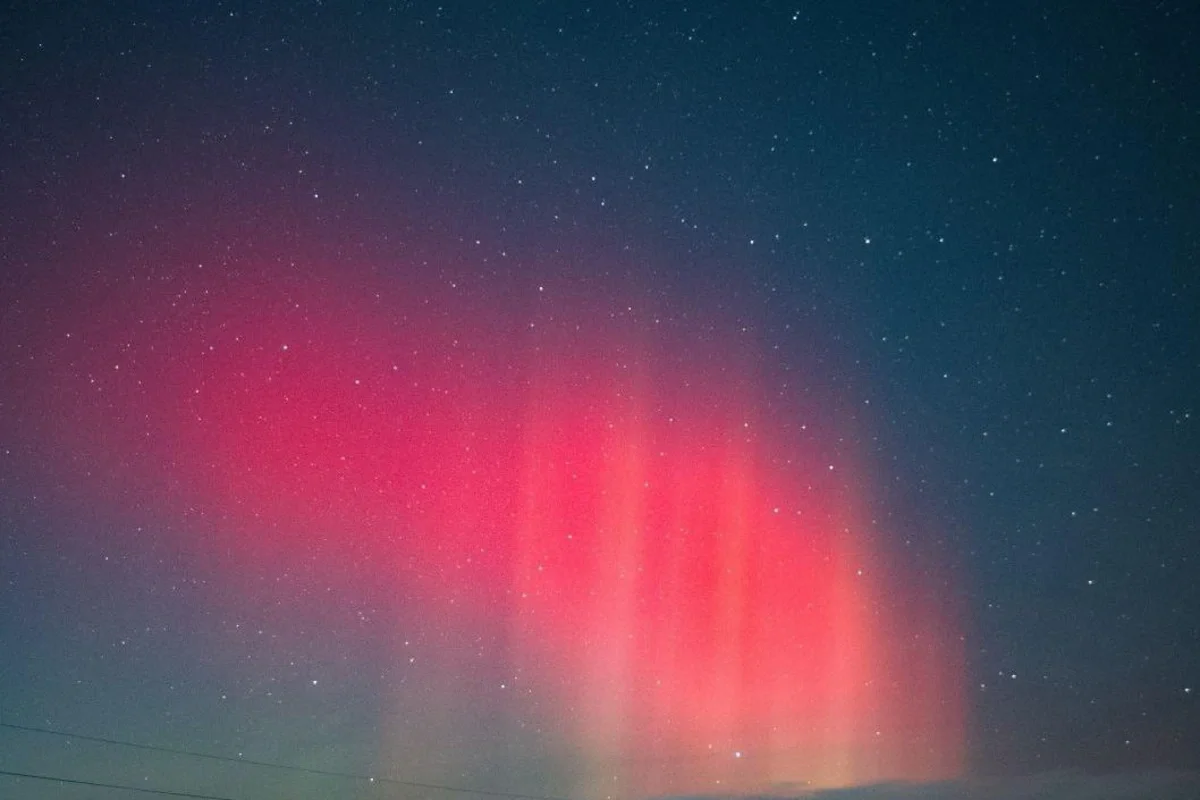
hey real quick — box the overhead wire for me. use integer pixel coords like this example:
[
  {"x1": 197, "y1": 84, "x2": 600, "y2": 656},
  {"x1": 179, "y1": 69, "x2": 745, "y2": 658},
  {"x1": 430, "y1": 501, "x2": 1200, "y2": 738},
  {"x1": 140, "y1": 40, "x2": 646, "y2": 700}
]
[
  {"x1": 0, "y1": 767, "x2": 241, "y2": 799},
  {"x1": 0, "y1": 720, "x2": 573, "y2": 800}
]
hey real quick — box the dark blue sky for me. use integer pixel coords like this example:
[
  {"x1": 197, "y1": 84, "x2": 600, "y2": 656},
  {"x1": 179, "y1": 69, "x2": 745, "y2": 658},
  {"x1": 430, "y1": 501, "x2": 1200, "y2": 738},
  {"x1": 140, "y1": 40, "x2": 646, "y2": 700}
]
[{"x1": 2, "y1": 2, "x2": 1198, "y2": 799}]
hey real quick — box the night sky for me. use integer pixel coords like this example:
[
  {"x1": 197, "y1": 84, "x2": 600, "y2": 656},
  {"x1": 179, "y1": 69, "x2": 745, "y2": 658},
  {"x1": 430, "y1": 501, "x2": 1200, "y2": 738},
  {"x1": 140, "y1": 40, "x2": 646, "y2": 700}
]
[{"x1": 1, "y1": 2, "x2": 1198, "y2": 799}]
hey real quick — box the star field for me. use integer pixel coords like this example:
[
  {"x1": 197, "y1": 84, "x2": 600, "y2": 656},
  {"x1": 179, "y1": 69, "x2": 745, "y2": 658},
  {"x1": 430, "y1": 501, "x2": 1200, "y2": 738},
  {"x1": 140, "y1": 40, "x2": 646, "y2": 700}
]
[{"x1": 1, "y1": 2, "x2": 1198, "y2": 800}]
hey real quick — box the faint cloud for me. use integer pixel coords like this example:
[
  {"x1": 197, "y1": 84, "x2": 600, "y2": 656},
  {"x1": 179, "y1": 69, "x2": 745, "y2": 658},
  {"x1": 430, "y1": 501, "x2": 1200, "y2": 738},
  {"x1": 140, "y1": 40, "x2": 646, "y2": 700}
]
[{"x1": 659, "y1": 770, "x2": 1200, "y2": 800}]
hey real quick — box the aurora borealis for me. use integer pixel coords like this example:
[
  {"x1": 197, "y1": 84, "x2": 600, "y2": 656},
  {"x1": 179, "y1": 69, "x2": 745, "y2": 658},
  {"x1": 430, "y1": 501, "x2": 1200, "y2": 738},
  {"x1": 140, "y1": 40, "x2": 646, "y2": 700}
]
[
  {"x1": 10, "y1": 255, "x2": 964, "y2": 796},
  {"x1": 2, "y1": 2, "x2": 1198, "y2": 800}
]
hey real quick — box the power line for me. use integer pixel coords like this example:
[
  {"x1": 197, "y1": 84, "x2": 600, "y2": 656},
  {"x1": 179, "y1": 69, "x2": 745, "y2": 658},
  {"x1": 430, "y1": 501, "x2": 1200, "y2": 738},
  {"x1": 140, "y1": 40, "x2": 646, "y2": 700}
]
[
  {"x1": 0, "y1": 721, "x2": 573, "y2": 800},
  {"x1": 0, "y1": 767, "x2": 241, "y2": 800}
]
